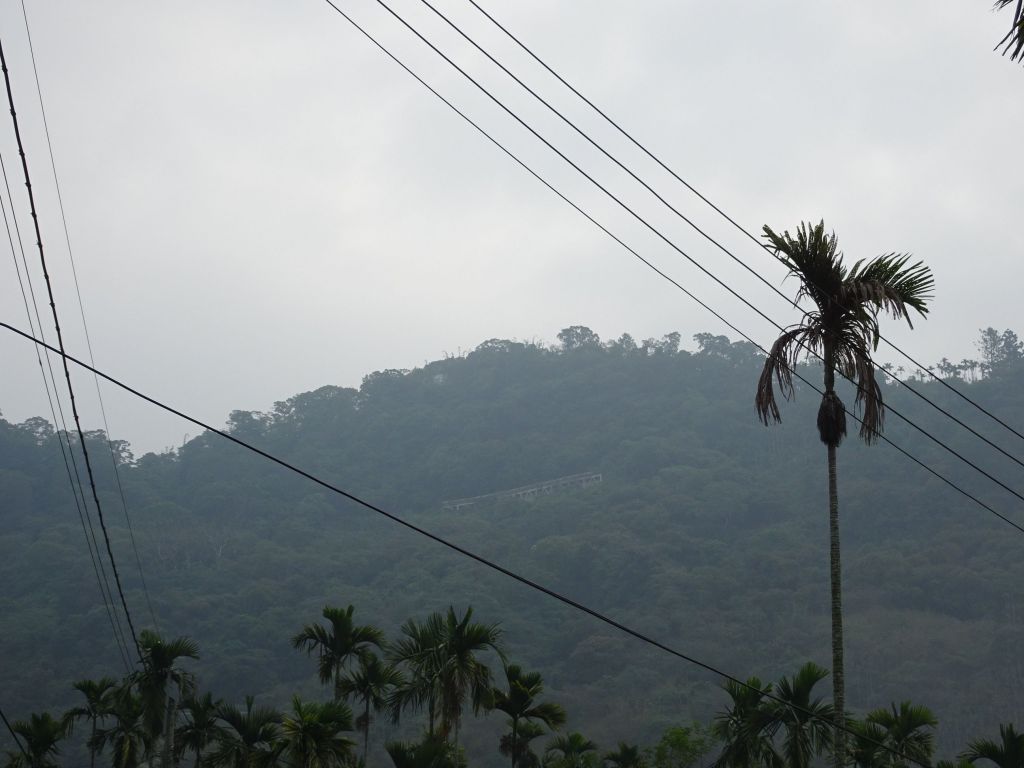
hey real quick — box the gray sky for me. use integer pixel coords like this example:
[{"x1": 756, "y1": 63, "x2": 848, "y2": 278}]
[{"x1": 0, "y1": 0, "x2": 1020, "y2": 455}]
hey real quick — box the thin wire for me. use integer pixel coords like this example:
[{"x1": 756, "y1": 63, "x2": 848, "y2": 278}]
[
  {"x1": 464, "y1": 0, "x2": 1024, "y2": 447},
  {"x1": 0, "y1": 705, "x2": 28, "y2": 761},
  {"x1": 0, "y1": 152, "x2": 133, "y2": 670},
  {"x1": 17, "y1": 0, "x2": 159, "y2": 632},
  {"x1": 345, "y1": 0, "x2": 1024, "y2": 507},
  {"x1": 0, "y1": 36, "x2": 142, "y2": 663},
  {"x1": 0, "y1": 320, "x2": 938, "y2": 768},
  {"x1": 416, "y1": 0, "x2": 1024, "y2": 477},
  {"x1": 318, "y1": 0, "x2": 1024, "y2": 535}
]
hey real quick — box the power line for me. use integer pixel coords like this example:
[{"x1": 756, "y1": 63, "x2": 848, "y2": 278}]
[
  {"x1": 337, "y1": 0, "x2": 1024, "y2": 508},
  {"x1": 405, "y1": 0, "x2": 1024, "y2": 483},
  {"x1": 0, "y1": 320, "x2": 937, "y2": 768},
  {"x1": 463, "y1": 0, "x2": 1024, "y2": 449},
  {"x1": 0, "y1": 152, "x2": 133, "y2": 671},
  {"x1": 0, "y1": 705, "x2": 28, "y2": 762},
  {"x1": 17, "y1": 0, "x2": 159, "y2": 633},
  {"x1": 0, "y1": 35, "x2": 142, "y2": 663}
]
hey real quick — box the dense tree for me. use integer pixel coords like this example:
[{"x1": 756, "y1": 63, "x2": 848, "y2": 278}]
[
  {"x1": 389, "y1": 612, "x2": 447, "y2": 737},
  {"x1": 492, "y1": 665, "x2": 566, "y2": 768},
  {"x1": 293, "y1": 606, "x2": 385, "y2": 702},
  {"x1": 500, "y1": 722, "x2": 546, "y2": 768},
  {"x1": 763, "y1": 663, "x2": 833, "y2": 768},
  {"x1": 63, "y1": 677, "x2": 118, "y2": 768},
  {"x1": 435, "y1": 607, "x2": 504, "y2": 744},
  {"x1": 645, "y1": 725, "x2": 714, "y2": 768},
  {"x1": 90, "y1": 693, "x2": 149, "y2": 768},
  {"x1": 385, "y1": 737, "x2": 462, "y2": 768},
  {"x1": 756, "y1": 220, "x2": 933, "y2": 767}
]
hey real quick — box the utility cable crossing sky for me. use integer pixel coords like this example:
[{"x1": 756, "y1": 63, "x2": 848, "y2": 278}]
[{"x1": 319, "y1": 0, "x2": 1024, "y2": 513}]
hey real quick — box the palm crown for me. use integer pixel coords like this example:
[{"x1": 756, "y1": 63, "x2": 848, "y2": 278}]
[{"x1": 756, "y1": 220, "x2": 933, "y2": 446}]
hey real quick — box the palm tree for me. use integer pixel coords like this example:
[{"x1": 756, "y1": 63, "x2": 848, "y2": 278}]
[
  {"x1": 755, "y1": 220, "x2": 933, "y2": 766},
  {"x1": 336, "y1": 652, "x2": 404, "y2": 764},
  {"x1": 962, "y1": 724, "x2": 1024, "y2": 768},
  {"x1": 133, "y1": 629, "x2": 200, "y2": 768},
  {"x1": 277, "y1": 696, "x2": 356, "y2": 768},
  {"x1": 711, "y1": 677, "x2": 777, "y2": 768},
  {"x1": 209, "y1": 697, "x2": 281, "y2": 768},
  {"x1": 434, "y1": 606, "x2": 504, "y2": 744},
  {"x1": 64, "y1": 677, "x2": 119, "y2": 768},
  {"x1": 763, "y1": 663, "x2": 834, "y2": 768},
  {"x1": 545, "y1": 733, "x2": 597, "y2": 768},
  {"x1": 604, "y1": 743, "x2": 644, "y2": 768},
  {"x1": 389, "y1": 607, "x2": 504, "y2": 744},
  {"x1": 4, "y1": 713, "x2": 65, "y2": 768},
  {"x1": 492, "y1": 665, "x2": 566, "y2": 768},
  {"x1": 862, "y1": 701, "x2": 937, "y2": 768},
  {"x1": 292, "y1": 605, "x2": 385, "y2": 701},
  {"x1": 389, "y1": 612, "x2": 447, "y2": 736},
  {"x1": 995, "y1": 0, "x2": 1024, "y2": 61},
  {"x1": 91, "y1": 692, "x2": 149, "y2": 768},
  {"x1": 385, "y1": 736, "x2": 461, "y2": 768},
  {"x1": 177, "y1": 693, "x2": 225, "y2": 768},
  {"x1": 501, "y1": 722, "x2": 546, "y2": 768}
]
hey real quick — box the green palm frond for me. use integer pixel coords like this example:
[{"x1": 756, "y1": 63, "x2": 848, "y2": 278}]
[{"x1": 995, "y1": 0, "x2": 1024, "y2": 60}]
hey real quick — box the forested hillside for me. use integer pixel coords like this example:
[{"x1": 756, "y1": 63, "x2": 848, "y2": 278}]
[{"x1": 2, "y1": 328, "x2": 1023, "y2": 764}]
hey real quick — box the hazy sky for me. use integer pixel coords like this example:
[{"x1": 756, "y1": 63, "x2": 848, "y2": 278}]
[{"x1": 0, "y1": 1, "x2": 1020, "y2": 454}]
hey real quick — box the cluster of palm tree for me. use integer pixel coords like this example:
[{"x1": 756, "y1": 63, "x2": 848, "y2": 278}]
[
  {"x1": 6, "y1": 607, "x2": 1023, "y2": 768},
  {"x1": 710, "y1": 661, "x2": 1024, "y2": 768}
]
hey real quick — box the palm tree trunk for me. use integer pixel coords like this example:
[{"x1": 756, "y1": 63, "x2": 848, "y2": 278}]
[
  {"x1": 162, "y1": 695, "x2": 176, "y2": 768},
  {"x1": 828, "y1": 441, "x2": 845, "y2": 768},
  {"x1": 90, "y1": 720, "x2": 97, "y2": 768},
  {"x1": 364, "y1": 698, "x2": 371, "y2": 765},
  {"x1": 511, "y1": 716, "x2": 518, "y2": 768}
]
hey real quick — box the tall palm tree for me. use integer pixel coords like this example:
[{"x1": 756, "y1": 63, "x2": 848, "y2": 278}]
[
  {"x1": 711, "y1": 677, "x2": 777, "y2": 768},
  {"x1": 763, "y1": 663, "x2": 834, "y2": 768},
  {"x1": 492, "y1": 665, "x2": 566, "y2": 768},
  {"x1": 995, "y1": 0, "x2": 1024, "y2": 61},
  {"x1": 337, "y1": 652, "x2": 405, "y2": 764},
  {"x1": 209, "y1": 697, "x2": 281, "y2": 768},
  {"x1": 603, "y1": 743, "x2": 644, "y2": 768},
  {"x1": 862, "y1": 701, "x2": 937, "y2": 768},
  {"x1": 133, "y1": 629, "x2": 200, "y2": 768},
  {"x1": 545, "y1": 733, "x2": 597, "y2": 768},
  {"x1": 4, "y1": 713, "x2": 65, "y2": 768},
  {"x1": 962, "y1": 724, "x2": 1024, "y2": 768},
  {"x1": 177, "y1": 693, "x2": 225, "y2": 768},
  {"x1": 64, "y1": 677, "x2": 119, "y2": 768},
  {"x1": 277, "y1": 696, "x2": 356, "y2": 768},
  {"x1": 91, "y1": 692, "x2": 150, "y2": 768},
  {"x1": 755, "y1": 220, "x2": 933, "y2": 766},
  {"x1": 292, "y1": 605, "x2": 385, "y2": 701}
]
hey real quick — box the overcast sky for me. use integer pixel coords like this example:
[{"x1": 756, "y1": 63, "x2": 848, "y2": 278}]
[{"x1": 0, "y1": 0, "x2": 1020, "y2": 454}]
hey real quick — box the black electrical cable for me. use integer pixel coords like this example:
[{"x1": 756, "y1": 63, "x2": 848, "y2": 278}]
[
  {"x1": 0, "y1": 153, "x2": 134, "y2": 672},
  {"x1": 464, "y1": 0, "x2": 1024, "y2": 448},
  {"x1": 416, "y1": 0, "x2": 1024, "y2": 478},
  {"x1": 0, "y1": 36, "x2": 142, "y2": 663},
  {"x1": 339, "y1": 0, "x2": 1024, "y2": 508},
  {"x1": 317, "y1": 0, "x2": 1024, "y2": 535},
  {"x1": 0, "y1": 705, "x2": 28, "y2": 761},
  {"x1": 17, "y1": 0, "x2": 160, "y2": 632},
  {"x1": 0, "y1": 319, "x2": 938, "y2": 768}
]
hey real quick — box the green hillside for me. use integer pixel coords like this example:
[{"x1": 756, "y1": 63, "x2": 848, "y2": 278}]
[{"x1": 2, "y1": 328, "x2": 1023, "y2": 764}]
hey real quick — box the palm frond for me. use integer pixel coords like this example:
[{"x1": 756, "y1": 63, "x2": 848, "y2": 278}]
[{"x1": 995, "y1": 0, "x2": 1024, "y2": 60}]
